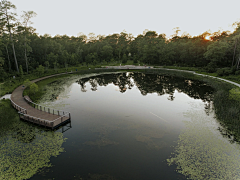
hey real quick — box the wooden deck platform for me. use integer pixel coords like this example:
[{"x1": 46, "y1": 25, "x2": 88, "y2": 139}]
[{"x1": 10, "y1": 73, "x2": 71, "y2": 129}]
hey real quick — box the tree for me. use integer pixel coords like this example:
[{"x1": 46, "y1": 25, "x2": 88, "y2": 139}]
[
  {"x1": 122, "y1": 54, "x2": 127, "y2": 64},
  {"x1": 36, "y1": 65, "x2": 44, "y2": 75},
  {"x1": 20, "y1": 11, "x2": 37, "y2": 74},
  {"x1": 23, "y1": 79, "x2": 32, "y2": 87},
  {"x1": 101, "y1": 45, "x2": 113, "y2": 62},
  {"x1": 0, "y1": 0, "x2": 19, "y2": 72},
  {"x1": 30, "y1": 83, "x2": 38, "y2": 95},
  {"x1": 19, "y1": 65, "x2": 23, "y2": 78},
  {"x1": 44, "y1": 61, "x2": 49, "y2": 69},
  {"x1": 231, "y1": 34, "x2": 240, "y2": 69},
  {"x1": 204, "y1": 41, "x2": 229, "y2": 67},
  {"x1": 47, "y1": 52, "x2": 58, "y2": 68}
]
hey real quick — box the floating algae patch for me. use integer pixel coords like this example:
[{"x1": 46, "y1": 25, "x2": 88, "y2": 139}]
[
  {"x1": 167, "y1": 109, "x2": 240, "y2": 180},
  {"x1": 0, "y1": 116, "x2": 66, "y2": 180},
  {"x1": 0, "y1": 132, "x2": 66, "y2": 180}
]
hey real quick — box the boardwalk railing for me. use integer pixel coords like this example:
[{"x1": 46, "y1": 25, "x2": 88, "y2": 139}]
[
  {"x1": 18, "y1": 112, "x2": 70, "y2": 128},
  {"x1": 10, "y1": 98, "x2": 27, "y2": 114},
  {"x1": 9, "y1": 95, "x2": 72, "y2": 129},
  {"x1": 24, "y1": 96, "x2": 71, "y2": 119}
]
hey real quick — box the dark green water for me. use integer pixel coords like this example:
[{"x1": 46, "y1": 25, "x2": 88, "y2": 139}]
[{"x1": 1, "y1": 72, "x2": 240, "y2": 180}]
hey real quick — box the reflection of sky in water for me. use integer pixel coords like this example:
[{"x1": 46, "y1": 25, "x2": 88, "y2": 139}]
[
  {"x1": 66, "y1": 81, "x2": 204, "y2": 130},
  {"x1": 32, "y1": 72, "x2": 237, "y2": 180}
]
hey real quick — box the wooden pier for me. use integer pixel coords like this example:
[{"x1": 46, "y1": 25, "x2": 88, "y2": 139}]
[{"x1": 10, "y1": 73, "x2": 71, "y2": 129}]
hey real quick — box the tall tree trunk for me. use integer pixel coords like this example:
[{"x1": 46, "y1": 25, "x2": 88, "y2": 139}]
[
  {"x1": 232, "y1": 39, "x2": 238, "y2": 67},
  {"x1": 237, "y1": 54, "x2": 240, "y2": 70},
  {"x1": 6, "y1": 14, "x2": 19, "y2": 73},
  {"x1": 5, "y1": 45, "x2": 11, "y2": 72},
  {"x1": 24, "y1": 34, "x2": 28, "y2": 74}
]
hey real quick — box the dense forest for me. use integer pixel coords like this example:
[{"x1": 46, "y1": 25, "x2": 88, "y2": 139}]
[{"x1": 1, "y1": 0, "x2": 240, "y2": 80}]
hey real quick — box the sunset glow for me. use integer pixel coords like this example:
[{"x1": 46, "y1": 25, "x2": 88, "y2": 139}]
[{"x1": 205, "y1": 36, "x2": 211, "y2": 40}]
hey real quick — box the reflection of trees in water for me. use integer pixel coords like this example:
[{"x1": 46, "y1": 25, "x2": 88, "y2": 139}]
[
  {"x1": 0, "y1": 100, "x2": 66, "y2": 180},
  {"x1": 77, "y1": 72, "x2": 214, "y2": 102},
  {"x1": 77, "y1": 73, "x2": 134, "y2": 93},
  {"x1": 77, "y1": 72, "x2": 240, "y2": 146}
]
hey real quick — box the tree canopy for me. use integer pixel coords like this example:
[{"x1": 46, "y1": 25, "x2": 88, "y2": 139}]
[{"x1": 1, "y1": 1, "x2": 240, "y2": 78}]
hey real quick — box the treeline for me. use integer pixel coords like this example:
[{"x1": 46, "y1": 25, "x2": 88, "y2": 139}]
[{"x1": 1, "y1": 0, "x2": 240, "y2": 80}]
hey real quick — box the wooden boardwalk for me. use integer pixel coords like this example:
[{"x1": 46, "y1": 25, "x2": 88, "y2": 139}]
[{"x1": 10, "y1": 73, "x2": 71, "y2": 129}]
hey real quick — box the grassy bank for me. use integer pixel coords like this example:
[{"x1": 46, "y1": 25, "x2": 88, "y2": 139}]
[
  {"x1": 23, "y1": 69, "x2": 125, "y2": 102},
  {"x1": 0, "y1": 65, "x2": 104, "y2": 97},
  {"x1": 162, "y1": 65, "x2": 240, "y2": 84}
]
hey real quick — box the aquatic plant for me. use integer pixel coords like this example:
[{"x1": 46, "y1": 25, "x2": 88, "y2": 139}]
[
  {"x1": 0, "y1": 100, "x2": 66, "y2": 180},
  {"x1": 167, "y1": 110, "x2": 240, "y2": 180}
]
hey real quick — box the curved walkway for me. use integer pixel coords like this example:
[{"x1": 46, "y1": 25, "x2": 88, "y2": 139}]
[
  {"x1": 10, "y1": 73, "x2": 71, "y2": 129},
  {"x1": 101, "y1": 66, "x2": 240, "y2": 87},
  {"x1": 157, "y1": 68, "x2": 240, "y2": 88}
]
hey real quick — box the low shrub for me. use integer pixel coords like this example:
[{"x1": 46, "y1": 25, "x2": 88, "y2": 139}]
[
  {"x1": 235, "y1": 70, "x2": 240, "y2": 75},
  {"x1": 217, "y1": 69, "x2": 224, "y2": 76}
]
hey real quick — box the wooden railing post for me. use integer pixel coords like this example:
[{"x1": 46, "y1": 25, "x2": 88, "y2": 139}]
[
  {"x1": 58, "y1": 110, "x2": 59, "y2": 115},
  {"x1": 53, "y1": 109, "x2": 54, "y2": 115}
]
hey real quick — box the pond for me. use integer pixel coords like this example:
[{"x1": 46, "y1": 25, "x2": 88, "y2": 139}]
[{"x1": 1, "y1": 71, "x2": 240, "y2": 180}]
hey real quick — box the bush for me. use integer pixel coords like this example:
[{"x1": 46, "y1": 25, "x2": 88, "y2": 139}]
[
  {"x1": 206, "y1": 62, "x2": 217, "y2": 73},
  {"x1": 217, "y1": 67, "x2": 234, "y2": 76},
  {"x1": 30, "y1": 83, "x2": 38, "y2": 95},
  {"x1": 217, "y1": 69, "x2": 224, "y2": 76},
  {"x1": 222, "y1": 67, "x2": 232, "y2": 76},
  {"x1": 229, "y1": 88, "x2": 240, "y2": 101},
  {"x1": 235, "y1": 70, "x2": 240, "y2": 75},
  {"x1": 23, "y1": 79, "x2": 32, "y2": 87}
]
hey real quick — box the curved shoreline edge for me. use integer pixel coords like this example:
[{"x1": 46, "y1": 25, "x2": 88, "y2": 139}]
[
  {"x1": 157, "y1": 68, "x2": 240, "y2": 88},
  {"x1": 1, "y1": 67, "x2": 240, "y2": 101}
]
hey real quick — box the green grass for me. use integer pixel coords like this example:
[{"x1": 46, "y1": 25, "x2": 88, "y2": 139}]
[
  {"x1": 162, "y1": 66, "x2": 240, "y2": 84},
  {"x1": 0, "y1": 65, "x2": 102, "y2": 97}
]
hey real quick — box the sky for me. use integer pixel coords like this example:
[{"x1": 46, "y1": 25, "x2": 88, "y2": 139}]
[{"x1": 9, "y1": 0, "x2": 240, "y2": 38}]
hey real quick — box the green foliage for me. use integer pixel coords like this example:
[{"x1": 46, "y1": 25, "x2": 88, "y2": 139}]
[
  {"x1": 235, "y1": 70, "x2": 240, "y2": 75},
  {"x1": 30, "y1": 83, "x2": 38, "y2": 95},
  {"x1": 217, "y1": 67, "x2": 235, "y2": 76},
  {"x1": 19, "y1": 65, "x2": 23, "y2": 78},
  {"x1": 206, "y1": 61, "x2": 217, "y2": 73},
  {"x1": 44, "y1": 61, "x2": 49, "y2": 68},
  {"x1": 36, "y1": 65, "x2": 44, "y2": 75},
  {"x1": 229, "y1": 88, "x2": 240, "y2": 101},
  {"x1": 133, "y1": 55, "x2": 138, "y2": 64},
  {"x1": 102, "y1": 45, "x2": 113, "y2": 62},
  {"x1": 122, "y1": 54, "x2": 127, "y2": 64},
  {"x1": 23, "y1": 79, "x2": 32, "y2": 87}
]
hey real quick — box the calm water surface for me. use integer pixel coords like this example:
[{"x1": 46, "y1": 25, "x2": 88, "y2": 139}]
[{"x1": 2, "y1": 72, "x2": 240, "y2": 180}]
